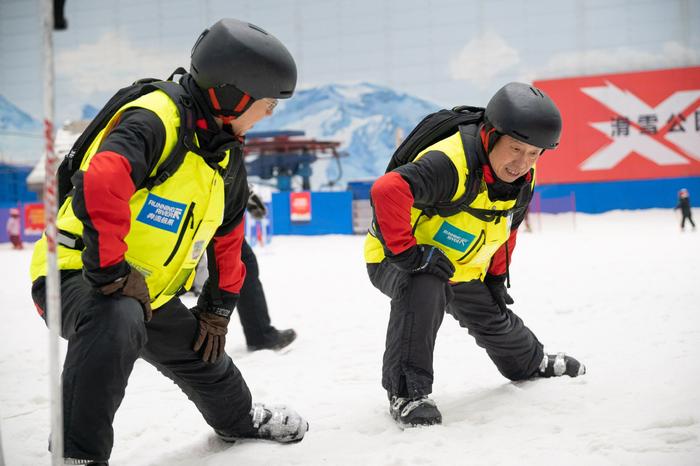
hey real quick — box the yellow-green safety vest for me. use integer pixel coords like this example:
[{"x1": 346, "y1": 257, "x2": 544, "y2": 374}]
[
  {"x1": 364, "y1": 131, "x2": 535, "y2": 283},
  {"x1": 30, "y1": 90, "x2": 231, "y2": 309}
]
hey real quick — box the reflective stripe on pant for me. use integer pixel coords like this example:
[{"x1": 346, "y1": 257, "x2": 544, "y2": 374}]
[
  {"x1": 31, "y1": 272, "x2": 252, "y2": 461},
  {"x1": 368, "y1": 260, "x2": 544, "y2": 399}
]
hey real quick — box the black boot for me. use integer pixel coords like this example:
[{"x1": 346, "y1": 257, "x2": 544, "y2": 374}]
[
  {"x1": 537, "y1": 353, "x2": 586, "y2": 377},
  {"x1": 247, "y1": 328, "x2": 297, "y2": 351},
  {"x1": 389, "y1": 395, "x2": 442, "y2": 428}
]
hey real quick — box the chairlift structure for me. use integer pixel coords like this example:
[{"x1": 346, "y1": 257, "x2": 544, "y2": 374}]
[{"x1": 244, "y1": 130, "x2": 344, "y2": 191}]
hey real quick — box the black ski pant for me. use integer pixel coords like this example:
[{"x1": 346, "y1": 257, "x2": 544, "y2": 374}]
[
  {"x1": 237, "y1": 240, "x2": 277, "y2": 346},
  {"x1": 681, "y1": 212, "x2": 695, "y2": 229},
  {"x1": 368, "y1": 260, "x2": 544, "y2": 399},
  {"x1": 32, "y1": 271, "x2": 253, "y2": 462}
]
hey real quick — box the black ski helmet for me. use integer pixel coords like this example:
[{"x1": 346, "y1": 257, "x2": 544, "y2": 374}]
[
  {"x1": 485, "y1": 82, "x2": 562, "y2": 150},
  {"x1": 190, "y1": 18, "x2": 297, "y2": 118}
]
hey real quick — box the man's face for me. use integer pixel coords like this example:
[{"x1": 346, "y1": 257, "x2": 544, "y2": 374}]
[
  {"x1": 488, "y1": 134, "x2": 542, "y2": 183},
  {"x1": 229, "y1": 98, "x2": 278, "y2": 136}
]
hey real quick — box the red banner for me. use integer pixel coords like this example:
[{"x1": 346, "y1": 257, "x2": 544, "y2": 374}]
[
  {"x1": 534, "y1": 67, "x2": 700, "y2": 184},
  {"x1": 24, "y1": 203, "x2": 45, "y2": 235},
  {"x1": 290, "y1": 192, "x2": 311, "y2": 222}
]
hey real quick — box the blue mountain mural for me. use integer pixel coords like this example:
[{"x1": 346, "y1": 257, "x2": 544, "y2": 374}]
[
  {"x1": 0, "y1": 83, "x2": 441, "y2": 178},
  {"x1": 81, "y1": 104, "x2": 99, "y2": 120},
  {"x1": 0, "y1": 95, "x2": 42, "y2": 164},
  {"x1": 0, "y1": 95, "x2": 41, "y2": 131},
  {"x1": 253, "y1": 82, "x2": 440, "y2": 186}
]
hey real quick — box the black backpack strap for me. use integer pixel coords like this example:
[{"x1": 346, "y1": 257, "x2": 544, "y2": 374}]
[
  {"x1": 458, "y1": 124, "x2": 483, "y2": 208},
  {"x1": 386, "y1": 106, "x2": 484, "y2": 173},
  {"x1": 420, "y1": 123, "x2": 483, "y2": 218},
  {"x1": 425, "y1": 123, "x2": 522, "y2": 224},
  {"x1": 57, "y1": 71, "x2": 199, "y2": 206},
  {"x1": 144, "y1": 80, "x2": 198, "y2": 190},
  {"x1": 58, "y1": 82, "x2": 160, "y2": 206},
  {"x1": 167, "y1": 67, "x2": 188, "y2": 81}
]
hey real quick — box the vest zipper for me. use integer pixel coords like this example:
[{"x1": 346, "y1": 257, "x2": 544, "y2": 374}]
[
  {"x1": 457, "y1": 230, "x2": 485, "y2": 262},
  {"x1": 411, "y1": 211, "x2": 426, "y2": 235},
  {"x1": 163, "y1": 202, "x2": 196, "y2": 267}
]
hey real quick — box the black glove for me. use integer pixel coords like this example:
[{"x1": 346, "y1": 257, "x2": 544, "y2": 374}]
[
  {"x1": 388, "y1": 244, "x2": 455, "y2": 282},
  {"x1": 97, "y1": 268, "x2": 152, "y2": 322},
  {"x1": 484, "y1": 273, "x2": 514, "y2": 312},
  {"x1": 247, "y1": 191, "x2": 267, "y2": 220}
]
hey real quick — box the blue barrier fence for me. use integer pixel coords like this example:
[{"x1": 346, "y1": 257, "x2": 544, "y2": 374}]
[
  {"x1": 271, "y1": 191, "x2": 354, "y2": 235},
  {"x1": 537, "y1": 176, "x2": 700, "y2": 213},
  {"x1": 3, "y1": 176, "x2": 698, "y2": 243}
]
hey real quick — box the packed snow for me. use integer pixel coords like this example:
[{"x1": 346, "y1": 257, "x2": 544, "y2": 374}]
[{"x1": 1, "y1": 209, "x2": 699, "y2": 465}]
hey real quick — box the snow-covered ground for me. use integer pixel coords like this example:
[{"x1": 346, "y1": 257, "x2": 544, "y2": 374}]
[{"x1": 1, "y1": 209, "x2": 699, "y2": 465}]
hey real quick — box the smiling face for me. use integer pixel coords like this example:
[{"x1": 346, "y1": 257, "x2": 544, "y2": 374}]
[{"x1": 487, "y1": 134, "x2": 542, "y2": 183}]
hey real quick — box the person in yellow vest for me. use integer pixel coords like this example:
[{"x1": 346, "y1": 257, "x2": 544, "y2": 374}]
[
  {"x1": 365, "y1": 82, "x2": 586, "y2": 428},
  {"x1": 30, "y1": 19, "x2": 307, "y2": 464}
]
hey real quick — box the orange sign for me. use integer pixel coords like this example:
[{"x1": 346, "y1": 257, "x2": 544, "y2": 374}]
[
  {"x1": 24, "y1": 203, "x2": 45, "y2": 235},
  {"x1": 290, "y1": 192, "x2": 311, "y2": 222}
]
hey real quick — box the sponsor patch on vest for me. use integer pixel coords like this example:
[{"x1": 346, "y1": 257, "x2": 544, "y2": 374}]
[
  {"x1": 136, "y1": 193, "x2": 186, "y2": 233},
  {"x1": 432, "y1": 221, "x2": 475, "y2": 252}
]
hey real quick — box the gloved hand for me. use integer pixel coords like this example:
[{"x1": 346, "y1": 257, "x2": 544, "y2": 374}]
[
  {"x1": 388, "y1": 244, "x2": 455, "y2": 282},
  {"x1": 192, "y1": 308, "x2": 230, "y2": 363},
  {"x1": 98, "y1": 268, "x2": 152, "y2": 322},
  {"x1": 247, "y1": 191, "x2": 268, "y2": 220},
  {"x1": 484, "y1": 273, "x2": 514, "y2": 312}
]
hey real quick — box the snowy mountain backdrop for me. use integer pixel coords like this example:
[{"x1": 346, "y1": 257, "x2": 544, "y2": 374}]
[
  {"x1": 0, "y1": 83, "x2": 441, "y2": 182},
  {"x1": 0, "y1": 94, "x2": 42, "y2": 164},
  {"x1": 253, "y1": 83, "x2": 440, "y2": 187}
]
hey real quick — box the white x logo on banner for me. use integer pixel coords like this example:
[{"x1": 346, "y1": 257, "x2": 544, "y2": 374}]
[{"x1": 579, "y1": 82, "x2": 700, "y2": 171}]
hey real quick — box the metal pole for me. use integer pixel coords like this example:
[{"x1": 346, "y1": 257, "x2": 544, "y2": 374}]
[
  {"x1": 536, "y1": 191, "x2": 542, "y2": 232},
  {"x1": 0, "y1": 407, "x2": 5, "y2": 466},
  {"x1": 41, "y1": 0, "x2": 63, "y2": 463}
]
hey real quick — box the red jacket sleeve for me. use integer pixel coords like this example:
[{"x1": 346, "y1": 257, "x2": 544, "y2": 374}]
[
  {"x1": 370, "y1": 172, "x2": 416, "y2": 255},
  {"x1": 72, "y1": 109, "x2": 166, "y2": 286},
  {"x1": 211, "y1": 220, "x2": 246, "y2": 294},
  {"x1": 72, "y1": 151, "x2": 136, "y2": 285}
]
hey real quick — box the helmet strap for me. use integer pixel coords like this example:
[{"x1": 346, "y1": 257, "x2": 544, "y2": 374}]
[
  {"x1": 206, "y1": 86, "x2": 255, "y2": 119},
  {"x1": 479, "y1": 123, "x2": 500, "y2": 154}
]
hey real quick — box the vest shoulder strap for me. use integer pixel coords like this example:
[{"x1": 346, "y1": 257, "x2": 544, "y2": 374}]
[
  {"x1": 419, "y1": 124, "x2": 482, "y2": 218},
  {"x1": 143, "y1": 79, "x2": 197, "y2": 190},
  {"x1": 421, "y1": 124, "x2": 533, "y2": 224},
  {"x1": 57, "y1": 68, "x2": 196, "y2": 205}
]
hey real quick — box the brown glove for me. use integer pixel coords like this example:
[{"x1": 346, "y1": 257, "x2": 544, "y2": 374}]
[
  {"x1": 192, "y1": 310, "x2": 229, "y2": 363},
  {"x1": 98, "y1": 268, "x2": 153, "y2": 322}
]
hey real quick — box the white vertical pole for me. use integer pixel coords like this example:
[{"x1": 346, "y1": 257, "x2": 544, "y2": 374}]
[
  {"x1": 0, "y1": 409, "x2": 5, "y2": 466},
  {"x1": 536, "y1": 191, "x2": 542, "y2": 232},
  {"x1": 571, "y1": 191, "x2": 577, "y2": 232},
  {"x1": 41, "y1": 0, "x2": 63, "y2": 463}
]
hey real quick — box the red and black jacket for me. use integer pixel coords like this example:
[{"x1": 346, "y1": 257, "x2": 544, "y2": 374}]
[{"x1": 71, "y1": 74, "x2": 249, "y2": 307}]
